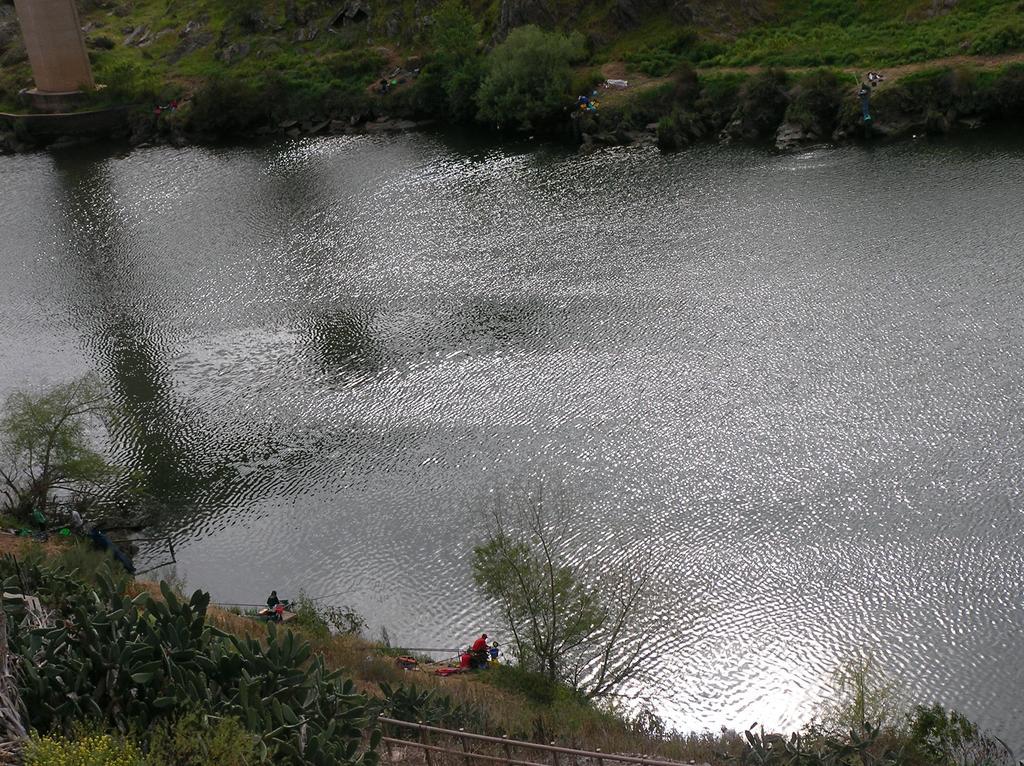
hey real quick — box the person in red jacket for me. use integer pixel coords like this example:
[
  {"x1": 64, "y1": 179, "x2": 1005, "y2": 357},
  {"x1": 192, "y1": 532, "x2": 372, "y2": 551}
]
[{"x1": 470, "y1": 633, "x2": 489, "y2": 669}]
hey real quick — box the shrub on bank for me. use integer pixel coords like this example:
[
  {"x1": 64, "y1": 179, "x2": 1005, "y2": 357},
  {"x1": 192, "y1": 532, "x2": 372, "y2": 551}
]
[
  {"x1": 989, "y1": 63, "x2": 1024, "y2": 115},
  {"x1": 422, "y1": 0, "x2": 484, "y2": 122},
  {"x1": 1, "y1": 558, "x2": 379, "y2": 766},
  {"x1": 480, "y1": 664, "x2": 564, "y2": 706},
  {"x1": 145, "y1": 711, "x2": 260, "y2": 766},
  {"x1": 784, "y1": 69, "x2": 845, "y2": 138},
  {"x1": 969, "y1": 19, "x2": 1024, "y2": 55},
  {"x1": 476, "y1": 25, "x2": 584, "y2": 131},
  {"x1": 186, "y1": 75, "x2": 269, "y2": 139},
  {"x1": 730, "y1": 68, "x2": 790, "y2": 139}
]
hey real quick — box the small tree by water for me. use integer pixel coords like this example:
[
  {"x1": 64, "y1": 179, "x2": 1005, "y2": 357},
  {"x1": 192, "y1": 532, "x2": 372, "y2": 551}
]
[
  {"x1": 0, "y1": 374, "x2": 114, "y2": 519},
  {"x1": 476, "y1": 26, "x2": 584, "y2": 131},
  {"x1": 471, "y1": 480, "x2": 653, "y2": 699}
]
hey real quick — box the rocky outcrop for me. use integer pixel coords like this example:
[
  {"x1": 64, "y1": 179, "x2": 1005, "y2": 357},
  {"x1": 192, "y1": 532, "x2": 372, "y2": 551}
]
[
  {"x1": 612, "y1": 0, "x2": 692, "y2": 28},
  {"x1": 363, "y1": 117, "x2": 420, "y2": 132},
  {"x1": 927, "y1": 0, "x2": 958, "y2": 17},
  {"x1": 612, "y1": 0, "x2": 769, "y2": 31},
  {"x1": 774, "y1": 121, "x2": 809, "y2": 150},
  {"x1": 123, "y1": 25, "x2": 151, "y2": 47},
  {"x1": 328, "y1": 1, "x2": 371, "y2": 28},
  {"x1": 169, "y1": 19, "x2": 212, "y2": 62},
  {"x1": 217, "y1": 41, "x2": 251, "y2": 63},
  {"x1": 496, "y1": 0, "x2": 555, "y2": 40}
]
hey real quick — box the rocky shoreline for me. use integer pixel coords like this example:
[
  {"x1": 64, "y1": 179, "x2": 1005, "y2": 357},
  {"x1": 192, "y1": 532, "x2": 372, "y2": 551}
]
[{"x1": 1, "y1": 68, "x2": 1019, "y2": 157}]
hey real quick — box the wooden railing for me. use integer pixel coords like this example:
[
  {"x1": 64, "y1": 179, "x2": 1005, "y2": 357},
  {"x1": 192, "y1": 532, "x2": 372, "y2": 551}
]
[{"x1": 378, "y1": 717, "x2": 687, "y2": 766}]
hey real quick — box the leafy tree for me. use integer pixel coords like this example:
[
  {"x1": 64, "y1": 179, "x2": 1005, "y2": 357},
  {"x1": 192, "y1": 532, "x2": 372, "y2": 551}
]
[
  {"x1": 730, "y1": 68, "x2": 789, "y2": 139},
  {"x1": 421, "y1": 0, "x2": 483, "y2": 122},
  {"x1": 813, "y1": 654, "x2": 903, "y2": 739},
  {"x1": 0, "y1": 375, "x2": 114, "y2": 519},
  {"x1": 785, "y1": 69, "x2": 843, "y2": 137},
  {"x1": 476, "y1": 26, "x2": 584, "y2": 131},
  {"x1": 471, "y1": 481, "x2": 652, "y2": 699},
  {"x1": 906, "y1": 704, "x2": 1014, "y2": 766}
]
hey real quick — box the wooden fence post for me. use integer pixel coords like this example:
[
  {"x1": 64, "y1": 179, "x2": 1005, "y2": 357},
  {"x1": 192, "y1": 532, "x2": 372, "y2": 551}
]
[
  {"x1": 502, "y1": 734, "x2": 513, "y2": 766},
  {"x1": 550, "y1": 742, "x2": 559, "y2": 766},
  {"x1": 595, "y1": 747, "x2": 604, "y2": 766},
  {"x1": 421, "y1": 722, "x2": 435, "y2": 766},
  {"x1": 459, "y1": 728, "x2": 473, "y2": 766},
  {"x1": 380, "y1": 715, "x2": 394, "y2": 763}
]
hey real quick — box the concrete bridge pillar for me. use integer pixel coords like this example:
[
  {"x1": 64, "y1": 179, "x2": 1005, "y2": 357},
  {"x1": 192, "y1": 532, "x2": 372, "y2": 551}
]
[{"x1": 13, "y1": 0, "x2": 94, "y2": 112}]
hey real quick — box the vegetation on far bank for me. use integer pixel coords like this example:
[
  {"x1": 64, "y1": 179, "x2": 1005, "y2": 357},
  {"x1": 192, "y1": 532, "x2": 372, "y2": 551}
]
[{"x1": 0, "y1": 0, "x2": 1023, "y2": 148}]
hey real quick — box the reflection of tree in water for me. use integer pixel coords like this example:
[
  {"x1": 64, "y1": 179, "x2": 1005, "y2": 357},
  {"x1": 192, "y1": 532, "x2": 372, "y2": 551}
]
[
  {"x1": 302, "y1": 295, "x2": 549, "y2": 377},
  {"x1": 301, "y1": 305, "x2": 385, "y2": 376},
  {"x1": 302, "y1": 295, "x2": 552, "y2": 378},
  {"x1": 46, "y1": 152, "x2": 269, "y2": 520},
  {"x1": 450, "y1": 296, "x2": 547, "y2": 353}
]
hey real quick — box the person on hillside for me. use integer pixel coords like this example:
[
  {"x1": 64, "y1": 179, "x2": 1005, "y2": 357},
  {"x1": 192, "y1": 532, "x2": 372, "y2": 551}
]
[
  {"x1": 489, "y1": 641, "x2": 500, "y2": 664},
  {"x1": 859, "y1": 83, "x2": 872, "y2": 123},
  {"x1": 267, "y1": 590, "x2": 281, "y2": 609},
  {"x1": 469, "y1": 633, "x2": 489, "y2": 668}
]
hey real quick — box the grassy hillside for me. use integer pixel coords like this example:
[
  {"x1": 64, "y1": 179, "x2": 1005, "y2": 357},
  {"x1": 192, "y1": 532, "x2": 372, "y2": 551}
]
[
  {"x1": 1, "y1": 0, "x2": 1023, "y2": 114},
  {"x1": 611, "y1": 0, "x2": 1024, "y2": 76}
]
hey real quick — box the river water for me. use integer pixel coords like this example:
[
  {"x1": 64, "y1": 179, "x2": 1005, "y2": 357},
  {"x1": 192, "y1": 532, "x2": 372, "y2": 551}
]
[{"x1": 2, "y1": 133, "x2": 1023, "y2": 745}]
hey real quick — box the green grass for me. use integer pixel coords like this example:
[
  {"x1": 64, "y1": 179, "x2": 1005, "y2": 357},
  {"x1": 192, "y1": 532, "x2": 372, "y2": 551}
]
[
  {"x1": 714, "y1": 0, "x2": 1024, "y2": 67},
  {"x1": 606, "y1": 0, "x2": 1024, "y2": 74}
]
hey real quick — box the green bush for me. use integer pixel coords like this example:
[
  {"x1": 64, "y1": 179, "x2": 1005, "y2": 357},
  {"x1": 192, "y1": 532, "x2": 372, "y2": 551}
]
[
  {"x1": 784, "y1": 69, "x2": 844, "y2": 137},
  {"x1": 989, "y1": 63, "x2": 1024, "y2": 114},
  {"x1": 293, "y1": 592, "x2": 366, "y2": 639},
  {"x1": 670, "y1": 61, "x2": 700, "y2": 107},
  {"x1": 145, "y1": 711, "x2": 260, "y2": 766},
  {"x1": 905, "y1": 704, "x2": 1014, "y2": 766},
  {"x1": 693, "y1": 73, "x2": 744, "y2": 130},
  {"x1": 376, "y1": 682, "x2": 490, "y2": 731},
  {"x1": 2, "y1": 563, "x2": 380, "y2": 766},
  {"x1": 970, "y1": 20, "x2": 1024, "y2": 55},
  {"x1": 481, "y1": 664, "x2": 561, "y2": 706},
  {"x1": 625, "y1": 46, "x2": 678, "y2": 77},
  {"x1": 424, "y1": 0, "x2": 483, "y2": 122},
  {"x1": 871, "y1": 67, "x2": 983, "y2": 128},
  {"x1": 186, "y1": 75, "x2": 268, "y2": 139},
  {"x1": 656, "y1": 113, "x2": 681, "y2": 150},
  {"x1": 570, "y1": 67, "x2": 604, "y2": 99},
  {"x1": 731, "y1": 69, "x2": 789, "y2": 139},
  {"x1": 476, "y1": 25, "x2": 584, "y2": 131},
  {"x1": 328, "y1": 48, "x2": 388, "y2": 85},
  {"x1": 622, "y1": 28, "x2": 722, "y2": 75}
]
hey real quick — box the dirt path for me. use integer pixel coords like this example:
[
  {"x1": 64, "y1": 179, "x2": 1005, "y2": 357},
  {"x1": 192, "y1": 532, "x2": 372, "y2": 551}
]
[
  {"x1": 0, "y1": 531, "x2": 63, "y2": 557},
  {"x1": 593, "y1": 51, "x2": 1024, "y2": 105}
]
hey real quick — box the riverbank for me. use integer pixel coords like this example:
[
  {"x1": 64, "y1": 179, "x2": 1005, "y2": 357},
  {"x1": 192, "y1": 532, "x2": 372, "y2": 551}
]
[
  {"x1": 0, "y1": 534, "x2": 1016, "y2": 765},
  {"x1": 2, "y1": 56, "x2": 1022, "y2": 156},
  {"x1": 1, "y1": 0, "x2": 1023, "y2": 155}
]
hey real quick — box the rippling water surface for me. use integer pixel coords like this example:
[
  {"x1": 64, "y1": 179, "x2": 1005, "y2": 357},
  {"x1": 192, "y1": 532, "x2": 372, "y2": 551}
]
[{"x1": 2, "y1": 133, "x2": 1023, "y2": 744}]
